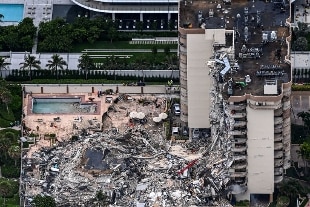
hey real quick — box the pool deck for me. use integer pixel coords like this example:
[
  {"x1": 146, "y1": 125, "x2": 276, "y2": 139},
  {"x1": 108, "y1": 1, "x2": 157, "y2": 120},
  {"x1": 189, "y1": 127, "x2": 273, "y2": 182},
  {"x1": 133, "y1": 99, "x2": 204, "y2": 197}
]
[
  {"x1": 23, "y1": 91, "x2": 167, "y2": 158},
  {"x1": 27, "y1": 95, "x2": 101, "y2": 115},
  {"x1": 0, "y1": 0, "x2": 72, "y2": 26}
]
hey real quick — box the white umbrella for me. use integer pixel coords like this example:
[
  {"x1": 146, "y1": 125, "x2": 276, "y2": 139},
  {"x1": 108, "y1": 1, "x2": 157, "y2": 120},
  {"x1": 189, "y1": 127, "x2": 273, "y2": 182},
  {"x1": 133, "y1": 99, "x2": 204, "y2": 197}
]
[
  {"x1": 130, "y1": 111, "x2": 137, "y2": 119},
  {"x1": 137, "y1": 112, "x2": 145, "y2": 119},
  {"x1": 159, "y1": 112, "x2": 168, "y2": 120},
  {"x1": 153, "y1": 117, "x2": 162, "y2": 123}
]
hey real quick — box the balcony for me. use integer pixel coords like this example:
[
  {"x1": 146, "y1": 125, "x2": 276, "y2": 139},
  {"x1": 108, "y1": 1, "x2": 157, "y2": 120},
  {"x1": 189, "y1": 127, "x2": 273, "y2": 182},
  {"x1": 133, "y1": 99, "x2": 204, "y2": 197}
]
[
  {"x1": 283, "y1": 158, "x2": 291, "y2": 169},
  {"x1": 230, "y1": 171, "x2": 247, "y2": 178},
  {"x1": 233, "y1": 155, "x2": 247, "y2": 161},
  {"x1": 228, "y1": 104, "x2": 246, "y2": 110},
  {"x1": 179, "y1": 46, "x2": 187, "y2": 54},
  {"x1": 230, "y1": 112, "x2": 246, "y2": 118},
  {"x1": 234, "y1": 121, "x2": 247, "y2": 127},
  {"x1": 274, "y1": 158, "x2": 284, "y2": 167},
  {"x1": 274, "y1": 142, "x2": 283, "y2": 150},
  {"x1": 283, "y1": 100, "x2": 290, "y2": 111},
  {"x1": 282, "y1": 126, "x2": 290, "y2": 135},
  {"x1": 274, "y1": 170, "x2": 282, "y2": 176},
  {"x1": 274, "y1": 117, "x2": 283, "y2": 125},
  {"x1": 283, "y1": 86, "x2": 291, "y2": 97},
  {"x1": 274, "y1": 175, "x2": 284, "y2": 183},
  {"x1": 232, "y1": 146, "x2": 247, "y2": 152},
  {"x1": 179, "y1": 37, "x2": 187, "y2": 47},
  {"x1": 283, "y1": 134, "x2": 290, "y2": 144},
  {"x1": 179, "y1": 62, "x2": 187, "y2": 71},
  {"x1": 229, "y1": 130, "x2": 247, "y2": 135},
  {"x1": 274, "y1": 134, "x2": 282, "y2": 142},
  {"x1": 274, "y1": 151, "x2": 283, "y2": 159},
  {"x1": 283, "y1": 117, "x2": 290, "y2": 127},
  {"x1": 232, "y1": 163, "x2": 247, "y2": 169},
  {"x1": 248, "y1": 101, "x2": 282, "y2": 110},
  {"x1": 274, "y1": 108, "x2": 283, "y2": 117},
  {"x1": 274, "y1": 126, "x2": 282, "y2": 134},
  {"x1": 233, "y1": 138, "x2": 247, "y2": 144}
]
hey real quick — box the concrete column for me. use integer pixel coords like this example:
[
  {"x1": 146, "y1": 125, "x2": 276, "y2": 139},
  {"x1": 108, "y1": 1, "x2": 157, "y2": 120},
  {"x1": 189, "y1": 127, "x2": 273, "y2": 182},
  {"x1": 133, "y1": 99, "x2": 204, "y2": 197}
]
[
  {"x1": 140, "y1": 13, "x2": 143, "y2": 22},
  {"x1": 112, "y1": 13, "x2": 115, "y2": 21},
  {"x1": 168, "y1": 13, "x2": 171, "y2": 21},
  {"x1": 269, "y1": 194, "x2": 273, "y2": 203}
]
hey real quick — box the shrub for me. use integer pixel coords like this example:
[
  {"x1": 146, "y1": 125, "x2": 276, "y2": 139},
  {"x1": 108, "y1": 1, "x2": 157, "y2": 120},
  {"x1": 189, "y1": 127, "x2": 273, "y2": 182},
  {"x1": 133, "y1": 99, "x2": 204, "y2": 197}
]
[{"x1": 1, "y1": 165, "x2": 20, "y2": 178}]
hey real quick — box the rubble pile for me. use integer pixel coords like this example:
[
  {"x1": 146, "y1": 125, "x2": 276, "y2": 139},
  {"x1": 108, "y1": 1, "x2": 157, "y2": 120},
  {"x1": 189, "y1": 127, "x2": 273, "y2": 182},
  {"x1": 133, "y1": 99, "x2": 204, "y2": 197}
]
[{"x1": 21, "y1": 94, "x2": 235, "y2": 206}]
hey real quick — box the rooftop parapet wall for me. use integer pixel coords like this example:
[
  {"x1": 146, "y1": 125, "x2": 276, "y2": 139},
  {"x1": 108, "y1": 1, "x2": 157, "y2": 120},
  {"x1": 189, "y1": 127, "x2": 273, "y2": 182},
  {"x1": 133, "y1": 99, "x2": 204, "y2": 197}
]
[{"x1": 228, "y1": 82, "x2": 292, "y2": 103}]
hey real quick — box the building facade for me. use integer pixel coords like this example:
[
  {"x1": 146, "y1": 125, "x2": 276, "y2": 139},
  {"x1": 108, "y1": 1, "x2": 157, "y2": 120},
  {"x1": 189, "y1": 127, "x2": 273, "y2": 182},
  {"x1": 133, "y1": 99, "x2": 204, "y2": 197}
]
[
  {"x1": 71, "y1": 0, "x2": 178, "y2": 21},
  {"x1": 179, "y1": 0, "x2": 292, "y2": 202}
]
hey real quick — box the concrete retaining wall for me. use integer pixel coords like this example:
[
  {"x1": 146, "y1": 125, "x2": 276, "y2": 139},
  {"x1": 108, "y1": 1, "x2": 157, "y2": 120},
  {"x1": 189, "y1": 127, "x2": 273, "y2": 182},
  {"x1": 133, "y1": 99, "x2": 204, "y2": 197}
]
[{"x1": 23, "y1": 84, "x2": 171, "y2": 94}]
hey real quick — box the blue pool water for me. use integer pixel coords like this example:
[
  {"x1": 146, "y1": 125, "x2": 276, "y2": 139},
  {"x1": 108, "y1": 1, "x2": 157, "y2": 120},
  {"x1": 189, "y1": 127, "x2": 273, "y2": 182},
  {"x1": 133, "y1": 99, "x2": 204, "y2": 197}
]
[
  {"x1": 32, "y1": 98, "x2": 97, "y2": 114},
  {"x1": 0, "y1": 4, "x2": 24, "y2": 22}
]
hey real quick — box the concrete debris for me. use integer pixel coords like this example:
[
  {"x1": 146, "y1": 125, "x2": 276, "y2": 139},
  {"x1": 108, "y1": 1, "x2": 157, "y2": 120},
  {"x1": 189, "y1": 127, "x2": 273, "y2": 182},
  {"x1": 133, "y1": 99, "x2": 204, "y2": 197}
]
[{"x1": 21, "y1": 94, "x2": 235, "y2": 207}]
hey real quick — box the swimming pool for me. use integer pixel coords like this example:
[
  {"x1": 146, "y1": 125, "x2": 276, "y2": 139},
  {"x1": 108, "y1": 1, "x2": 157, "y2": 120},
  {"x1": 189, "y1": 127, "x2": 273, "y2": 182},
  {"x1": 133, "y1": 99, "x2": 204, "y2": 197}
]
[
  {"x1": 0, "y1": 4, "x2": 24, "y2": 22},
  {"x1": 32, "y1": 98, "x2": 97, "y2": 114}
]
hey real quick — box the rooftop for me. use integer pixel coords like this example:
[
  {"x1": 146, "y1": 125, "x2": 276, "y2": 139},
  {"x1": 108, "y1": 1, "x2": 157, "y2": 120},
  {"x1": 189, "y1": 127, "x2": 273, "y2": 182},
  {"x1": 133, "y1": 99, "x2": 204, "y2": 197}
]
[{"x1": 179, "y1": 0, "x2": 291, "y2": 97}]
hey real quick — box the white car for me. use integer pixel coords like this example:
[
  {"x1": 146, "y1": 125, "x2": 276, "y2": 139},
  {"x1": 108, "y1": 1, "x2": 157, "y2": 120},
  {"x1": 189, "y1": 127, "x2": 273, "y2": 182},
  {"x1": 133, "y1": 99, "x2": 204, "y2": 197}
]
[
  {"x1": 192, "y1": 128, "x2": 200, "y2": 139},
  {"x1": 173, "y1": 104, "x2": 181, "y2": 116}
]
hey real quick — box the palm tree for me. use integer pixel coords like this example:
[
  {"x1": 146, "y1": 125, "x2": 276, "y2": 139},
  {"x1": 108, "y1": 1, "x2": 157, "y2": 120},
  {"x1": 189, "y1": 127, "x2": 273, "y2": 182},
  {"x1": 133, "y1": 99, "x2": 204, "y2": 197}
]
[
  {"x1": 8, "y1": 145, "x2": 20, "y2": 166},
  {"x1": 19, "y1": 54, "x2": 41, "y2": 80},
  {"x1": 78, "y1": 54, "x2": 94, "y2": 80},
  {"x1": 46, "y1": 54, "x2": 67, "y2": 80},
  {"x1": 0, "y1": 137, "x2": 11, "y2": 160},
  {"x1": 0, "y1": 80, "x2": 12, "y2": 112},
  {"x1": 0, "y1": 57, "x2": 11, "y2": 77},
  {"x1": 106, "y1": 55, "x2": 119, "y2": 81},
  {"x1": 297, "y1": 141, "x2": 310, "y2": 176}
]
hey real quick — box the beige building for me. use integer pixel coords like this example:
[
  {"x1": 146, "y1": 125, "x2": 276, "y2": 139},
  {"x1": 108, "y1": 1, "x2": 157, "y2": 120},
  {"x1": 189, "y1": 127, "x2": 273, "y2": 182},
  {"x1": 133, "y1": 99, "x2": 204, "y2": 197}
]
[{"x1": 179, "y1": 0, "x2": 292, "y2": 202}]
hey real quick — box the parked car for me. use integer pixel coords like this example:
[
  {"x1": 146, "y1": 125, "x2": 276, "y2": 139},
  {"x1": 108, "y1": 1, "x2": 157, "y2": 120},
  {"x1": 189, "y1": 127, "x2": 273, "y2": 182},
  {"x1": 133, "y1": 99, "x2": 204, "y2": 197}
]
[
  {"x1": 173, "y1": 103, "x2": 181, "y2": 116},
  {"x1": 172, "y1": 127, "x2": 179, "y2": 135},
  {"x1": 192, "y1": 128, "x2": 200, "y2": 139}
]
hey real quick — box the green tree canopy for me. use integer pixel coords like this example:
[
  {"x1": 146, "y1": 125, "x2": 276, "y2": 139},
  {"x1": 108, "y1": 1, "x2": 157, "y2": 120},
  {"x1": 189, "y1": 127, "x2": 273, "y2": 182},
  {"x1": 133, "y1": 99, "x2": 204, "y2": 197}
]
[
  {"x1": 32, "y1": 195, "x2": 56, "y2": 207},
  {"x1": 8, "y1": 145, "x2": 20, "y2": 166}
]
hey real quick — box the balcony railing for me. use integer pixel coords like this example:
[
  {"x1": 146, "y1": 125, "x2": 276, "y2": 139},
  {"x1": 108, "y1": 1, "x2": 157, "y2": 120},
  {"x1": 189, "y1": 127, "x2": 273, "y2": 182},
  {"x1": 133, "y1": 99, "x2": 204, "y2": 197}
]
[
  {"x1": 232, "y1": 163, "x2": 247, "y2": 169},
  {"x1": 234, "y1": 121, "x2": 247, "y2": 127},
  {"x1": 232, "y1": 146, "x2": 247, "y2": 152},
  {"x1": 274, "y1": 108, "x2": 283, "y2": 117},
  {"x1": 274, "y1": 159, "x2": 284, "y2": 167},
  {"x1": 233, "y1": 155, "x2": 247, "y2": 161},
  {"x1": 274, "y1": 175, "x2": 284, "y2": 183},
  {"x1": 274, "y1": 134, "x2": 282, "y2": 142},
  {"x1": 228, "y1": 104, "x2": 246, "y2": 110},
  {"x1": 274, "y1": 151, "x2": 283, "y2": 159},
  {"x1": 230, "y1": 171, "x2": 247, "y2": 178},
  {"x1": 233, "y1": 138, "x2": 247, "y2": 144},
  {"x1": 274, "y1": 117, "x2": 283, "y2": 125},
  {"x1": 274, "y1": 142, "x2": 283, "y2": 150},
  {"x1": 230, "y1": 112, "x2": 246, "y2": 118},
  {"x1": 229, "y1": 130, "x2": 247, "y2": 135}
]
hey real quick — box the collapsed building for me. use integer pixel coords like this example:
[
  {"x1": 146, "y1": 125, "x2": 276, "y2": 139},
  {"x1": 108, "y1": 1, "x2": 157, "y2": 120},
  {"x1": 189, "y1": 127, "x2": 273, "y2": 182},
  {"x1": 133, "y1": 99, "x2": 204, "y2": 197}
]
[
  {"x1": 179, "y1": 0, "x2": 291, "y2": 203},
  {"x1": 21, "y1": 91, "x2": 234, "y2": 207}
]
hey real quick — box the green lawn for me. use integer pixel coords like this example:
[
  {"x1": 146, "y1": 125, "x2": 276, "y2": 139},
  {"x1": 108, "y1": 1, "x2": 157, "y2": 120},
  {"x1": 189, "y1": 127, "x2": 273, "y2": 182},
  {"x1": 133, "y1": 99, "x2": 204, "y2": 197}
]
[{"x1": 71, "y1": 41, "x2": 177, "y2": 52}]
